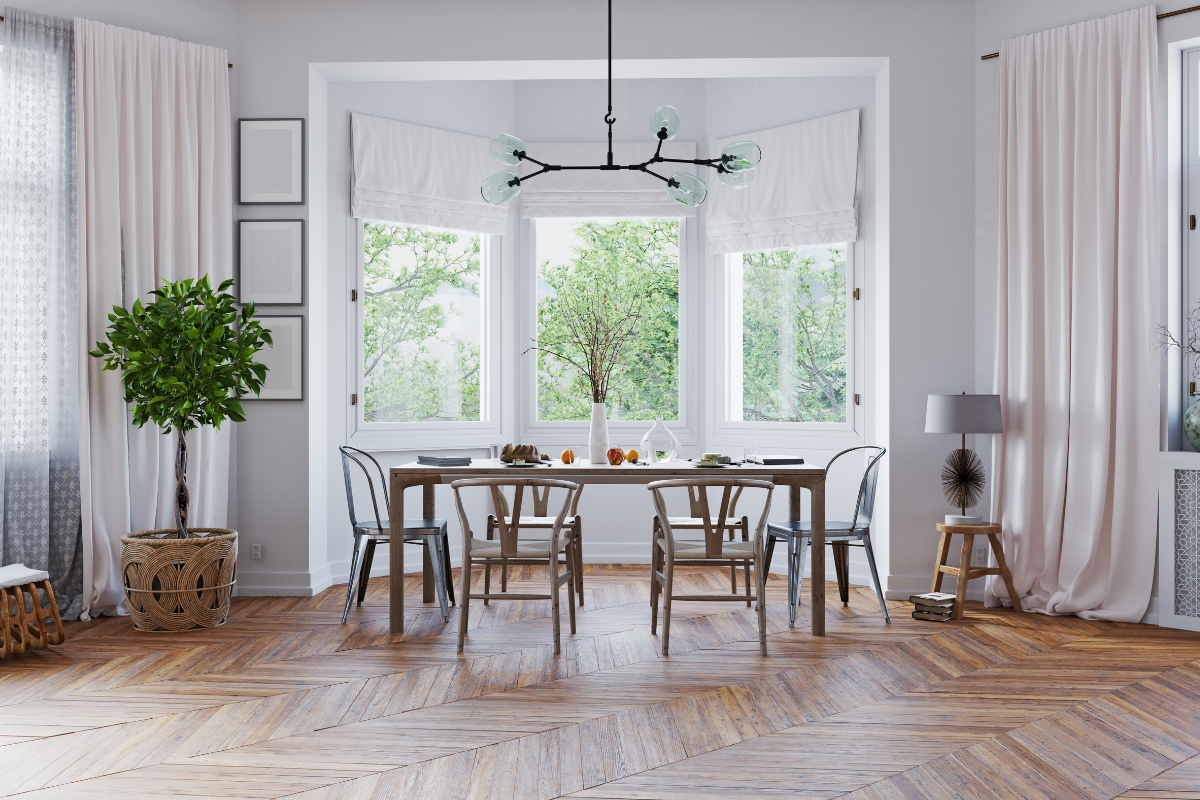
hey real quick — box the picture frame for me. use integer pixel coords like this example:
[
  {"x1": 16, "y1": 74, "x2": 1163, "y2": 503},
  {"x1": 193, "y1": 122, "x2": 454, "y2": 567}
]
[
  {"x1": 237, "y1": 219, "x2": 304, "y2": 305},
  {"x1": 239, "y1": 118, "x2": 305, "y2": 204},
  {"x1": 246, "y1": 315, "x2": 304, "y2": 401}
]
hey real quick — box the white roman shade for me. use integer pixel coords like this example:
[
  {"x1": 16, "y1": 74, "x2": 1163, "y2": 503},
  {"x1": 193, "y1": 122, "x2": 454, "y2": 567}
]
[
  {"x1": 519, "y1": 142, "x2": 698, "y2": 218},
  {"x1": 706, "y1": 109, "x2": 861, "y2": 254},
  {"x1": 350, "y1": 112, "x2": 508, "y2": 235}
]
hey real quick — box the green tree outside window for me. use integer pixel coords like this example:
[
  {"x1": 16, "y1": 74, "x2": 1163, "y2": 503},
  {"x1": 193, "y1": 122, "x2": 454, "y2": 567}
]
[{"x1": 362, "y1": 223, "x2": 481, "y2": 422}]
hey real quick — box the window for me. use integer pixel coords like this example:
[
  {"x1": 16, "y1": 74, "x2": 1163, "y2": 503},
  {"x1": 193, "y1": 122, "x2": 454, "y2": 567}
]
[
  {"x1": 726, "y1": 243, "x2": 851, "y2": 425},
  {"x1": 534, "y1": 217, "x2": 680, "y2": 421},
  {"x1": 361, "y1": 221, "x2": 483, "y2": 423}
]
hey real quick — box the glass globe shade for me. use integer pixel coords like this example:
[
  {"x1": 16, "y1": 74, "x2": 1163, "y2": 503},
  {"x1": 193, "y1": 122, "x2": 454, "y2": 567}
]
[
  {"x1": 666, "y1": 172, "x2": 707, "y2": 207},
  {"x1": 651, "y1": 105, "x2": 681, "y2": 140},
  {"x1": 718, "y1": 166, "x2": 756, "y2": 188},
  {"x1": 489, "y1": 133, "x2": 525, "y2": 166},
  {"x1": 721, "y1": 140, "x2": 762, "y2": 172},
  {"x1": 481, "y1": 171, "x2": 521, "y2": 205}
]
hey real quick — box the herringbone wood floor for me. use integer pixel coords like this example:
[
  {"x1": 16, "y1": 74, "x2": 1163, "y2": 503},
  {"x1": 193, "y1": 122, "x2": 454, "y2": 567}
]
[{"x1": 2, "y1": 564, "x2": 1200, "y2": 799}]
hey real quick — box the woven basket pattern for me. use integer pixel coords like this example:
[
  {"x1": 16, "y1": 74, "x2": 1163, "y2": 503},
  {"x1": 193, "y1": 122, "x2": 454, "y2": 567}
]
[{"x1": 121, "y1": 528, "x2": 237, "y2": 631}]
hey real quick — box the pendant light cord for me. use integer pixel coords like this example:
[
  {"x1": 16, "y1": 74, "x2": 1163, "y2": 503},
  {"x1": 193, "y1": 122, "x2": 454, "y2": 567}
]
[{"x1": 605, "y1": 0, "x2": 615, "y2": 166}]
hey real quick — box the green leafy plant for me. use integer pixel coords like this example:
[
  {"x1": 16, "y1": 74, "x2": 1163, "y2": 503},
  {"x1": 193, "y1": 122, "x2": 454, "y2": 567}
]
[{"x1": 89, "y1": 276, "x2": 272, "y2": 539}]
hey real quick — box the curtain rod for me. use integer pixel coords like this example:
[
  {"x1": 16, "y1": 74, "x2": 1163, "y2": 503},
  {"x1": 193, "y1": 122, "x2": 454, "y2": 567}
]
[{"x1": 981, "y1": 4, "x2": 1200, "y2": 58}]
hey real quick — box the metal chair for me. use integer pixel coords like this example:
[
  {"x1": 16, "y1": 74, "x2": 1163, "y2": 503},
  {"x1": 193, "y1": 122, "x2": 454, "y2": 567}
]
[
  {"x1": 765, "y1": 446, "x2": 889, "y2": 627},
  {"x1": 338, "y1": 446, "x2": 454, "y2": 624},
  {"x1": 648, "y1": 478, "x2": 775, "y2": 656},
  {"x1": 487, "y1": 484, "x2": 585, "y2": 607},
  {"x1": 453, "y1": 478, "x2": 581, "y2": 654}
]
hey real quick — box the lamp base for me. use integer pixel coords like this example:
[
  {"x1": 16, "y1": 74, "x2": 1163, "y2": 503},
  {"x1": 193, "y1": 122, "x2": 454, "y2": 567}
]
[{"x1": 945, "y1": 514, "x2": 983, "y2": 525}]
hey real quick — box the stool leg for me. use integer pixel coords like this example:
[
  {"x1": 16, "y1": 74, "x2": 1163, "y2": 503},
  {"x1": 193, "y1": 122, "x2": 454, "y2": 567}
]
[
  {"x1": 988, "y1": 532, "x2": 1023, "y2": 613},
  {"x1": 931, "y1": 529, "x2": 952, "y2": 593},
  {"x1": 953, "y1": 533, "x2": 974, "y2": 620}
]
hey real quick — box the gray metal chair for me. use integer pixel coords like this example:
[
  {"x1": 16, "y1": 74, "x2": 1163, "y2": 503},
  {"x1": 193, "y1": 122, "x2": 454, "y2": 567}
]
[
  {"x1": 765, "y1": 446, "x2": 889, "y2": 627},
  {"x1": 339, "y1": 446, "x2": 454, "y2": 624}
]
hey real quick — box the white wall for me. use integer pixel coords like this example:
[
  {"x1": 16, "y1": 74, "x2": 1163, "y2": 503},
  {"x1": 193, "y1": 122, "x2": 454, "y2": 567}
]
[{"x1": 19, "y1": 0, "x2": 979, "y2": 602}]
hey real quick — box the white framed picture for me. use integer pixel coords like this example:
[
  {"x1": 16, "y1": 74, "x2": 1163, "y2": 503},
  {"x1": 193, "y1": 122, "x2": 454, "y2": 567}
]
[
  {"x1": 239, "y1": 118, "x2": 304, "y2": 204},
  {"x1": 238, "y1": 219, "x2": 304, "y2": 305},
  {"x1": 248, "y1": 316, "x2": 304, "y2": 401}
]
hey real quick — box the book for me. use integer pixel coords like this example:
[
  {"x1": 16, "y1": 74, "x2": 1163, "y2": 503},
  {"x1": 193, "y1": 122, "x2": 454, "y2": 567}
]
[
  {"x1": 912, "y1": 610, "x2": 954, "y2": 622},
  {"x1": 909, "y1": 592, "x2": 956, "y2": 606},
  {"x1": 749, "y1": 455, "x2": 805, "y2": 465},
  {"x1": 417, "y1": 456, "x2": 472, "y2": 467},
  {"x1": 913, "y1": 602, "x2": 958, "y2": 615}
]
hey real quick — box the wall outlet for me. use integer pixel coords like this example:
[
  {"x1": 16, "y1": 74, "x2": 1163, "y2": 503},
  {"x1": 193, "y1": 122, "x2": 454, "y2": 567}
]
[
  {"x1": 251, "y1": 544, "x2": 262, "y2": 559},
  {"x1": 973, "y1": 545, "x2": 988, "y2": 566}
]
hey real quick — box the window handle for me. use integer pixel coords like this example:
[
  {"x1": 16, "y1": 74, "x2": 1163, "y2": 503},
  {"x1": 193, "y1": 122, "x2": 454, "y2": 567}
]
[{"x1": 1191, "y1": 214, "x2": 1196, "y2": 231}]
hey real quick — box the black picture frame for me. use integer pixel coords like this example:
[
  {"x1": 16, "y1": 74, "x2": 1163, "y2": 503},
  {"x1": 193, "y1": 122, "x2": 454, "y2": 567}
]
[
  {"x1": 243, "y1": 315, "x2": 304, "y2": 401},
  {"x1": 238, "y1": 118, "x2": 305, "y2": 205},
  {"x1": 236, "y1": 219, "x2": 305, "y2": 305}
]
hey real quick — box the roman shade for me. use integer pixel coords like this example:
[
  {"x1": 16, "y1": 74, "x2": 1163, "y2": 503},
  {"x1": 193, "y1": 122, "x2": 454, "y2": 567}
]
[
  {"x1": 706, "y1": 108, "x2": 861, "y2": 255},
  {"x1": 518, "y1": 142, "x2": 698, "y2": 218},
  {"x1": 350, "y1": 112, "x2": 508, "y2": 235}
]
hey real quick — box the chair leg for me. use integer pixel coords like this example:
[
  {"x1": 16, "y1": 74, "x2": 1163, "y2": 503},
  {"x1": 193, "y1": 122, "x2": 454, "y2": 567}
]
[
  {"x1": 483, "y1": 556, "x2": 492, "y2": 606},
  {"x1": 565, "y1": 545, "x2": 577, "y2": 635},
  {"x1": 756, "y1": 548, "x2": 767, "y2": 656},
  {"x1": 661, "y1": 555, "x2": 675, "y2": 656},
  {"x1": 742, "y1": 519, "x2": 751, "y2": 608},
  {"x1": 457, "y1": 557, "x2": 473, "y2": 653},
  {"x1": 442, "y1": 529, "x2": 456, "y2": 606},
  {"x1": 358, "y1": 540, "x2": 377, "y2": 606},
  {"x1": 574, "y1": 518, "x2": 584, "y2": 606},
  {"x1": 550, "y1": 555, "x2": 562, "y2": 656},
  {"x1": 650, "y1": 538, "x2": 662, "y2": 635},
  {"x1": 791, "y1": 537, "x2": 810, "y2": 628},
  {"x1": 343, "y1": 535, "x2": 366, "y2": 624},
  {"x1": 861, "y1": 533, "x2": 890, "y2": 623},
  {"x1": 429, "y1": 535, "x2": 450, "y2": 623},
  {"x1": 786, "y1": 535, "x2": 796, "y2": 627},
  {"x1": 832, "y1": 542, "x2": 850, "y2": 607},
  {"x1": 765, "y1": 532, "x2": 778, "y2": 576}
]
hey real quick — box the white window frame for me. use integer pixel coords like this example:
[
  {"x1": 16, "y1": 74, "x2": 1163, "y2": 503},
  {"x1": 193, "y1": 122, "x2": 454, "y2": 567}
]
[
  {"x1": 707, "y1": 242, "x2": 865, "y2": 450},
  {"x1": 516, "y1": 216, "x2": 698, "y2": 446},
  {"x1": 346, "y1": 218, "x2": 504, "y2": 449},
  {"x1": 1181, "y1": 47, "x2": 1200, "y2": 450}
]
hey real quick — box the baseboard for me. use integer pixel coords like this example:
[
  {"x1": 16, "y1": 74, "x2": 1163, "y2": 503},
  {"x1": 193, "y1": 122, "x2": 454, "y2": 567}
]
[{"x1": 235, "y1": 568, "x2": 327, "y2": 597}]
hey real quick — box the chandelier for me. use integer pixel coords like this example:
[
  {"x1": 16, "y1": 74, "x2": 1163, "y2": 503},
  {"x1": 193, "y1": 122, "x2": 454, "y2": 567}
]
[{"x1": 481, "y1": 0, "x2": 761, "y2": 208}]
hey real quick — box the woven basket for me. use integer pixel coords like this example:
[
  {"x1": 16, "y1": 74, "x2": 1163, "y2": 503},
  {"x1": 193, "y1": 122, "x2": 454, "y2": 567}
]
[{"x1": 120, "y1": 528, "x2": 237, "y2": 632}]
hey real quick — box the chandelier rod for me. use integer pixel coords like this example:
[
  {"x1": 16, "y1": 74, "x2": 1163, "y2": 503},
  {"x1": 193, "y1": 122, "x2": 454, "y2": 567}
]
[{"x1": 605, "y1": 0, "x2": 615, "y2": 167}]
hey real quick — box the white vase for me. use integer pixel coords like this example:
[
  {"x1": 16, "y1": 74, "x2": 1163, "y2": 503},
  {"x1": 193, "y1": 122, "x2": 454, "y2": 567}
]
[{"x1": 589, "y1": 402, "x2": 609, "y2": 465}]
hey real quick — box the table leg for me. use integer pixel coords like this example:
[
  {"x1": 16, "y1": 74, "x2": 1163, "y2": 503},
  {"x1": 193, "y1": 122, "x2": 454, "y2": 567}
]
[
  {"x1": 953, "y1": 533, "x2": 974, "y2": 621},
  {"x1": 389, "y1": 478, "x2": 405, "y2": 635},
  {"x1": 805, "y1": 480, "x2": 826, "y2": 636},
  {"x1": 931, "y1": 530, "x2": 952, "y2": 593},
  {"x1": 422, "y1": 484, "x2": 435, "y2": 604}
]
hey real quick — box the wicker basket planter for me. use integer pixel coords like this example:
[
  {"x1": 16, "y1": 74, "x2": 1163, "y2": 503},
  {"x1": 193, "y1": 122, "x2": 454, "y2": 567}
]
[{"x1": 120, "y1": 528, "x2": 237, "y2": 631}]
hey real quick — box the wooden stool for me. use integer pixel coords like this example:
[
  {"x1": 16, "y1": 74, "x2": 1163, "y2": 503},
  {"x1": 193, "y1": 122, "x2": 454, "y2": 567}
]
[
  {"x1": 0, "y1": 566, "x2": 66, "y2": 658},
  {"x1": 931, "y1": 522, "x2": 1022, "y2": 620}
]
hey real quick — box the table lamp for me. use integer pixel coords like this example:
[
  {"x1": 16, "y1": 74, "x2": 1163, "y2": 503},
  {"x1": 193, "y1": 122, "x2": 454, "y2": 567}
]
[{"x1": 925, "y1": 393, "x2": 1002, "y2": 525}]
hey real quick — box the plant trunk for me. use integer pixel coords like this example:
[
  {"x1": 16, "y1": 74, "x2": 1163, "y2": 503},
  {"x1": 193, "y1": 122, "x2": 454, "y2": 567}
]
[{"x1": 175, "y1": 427, "x2": 189, "y2": 540}]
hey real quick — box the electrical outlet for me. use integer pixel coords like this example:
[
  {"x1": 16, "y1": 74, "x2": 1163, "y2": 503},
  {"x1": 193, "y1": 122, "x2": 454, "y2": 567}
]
[
  {"x1": 251, "y1": 544, "x2": 262, "y2": 560},
  {"x1": 973, "y1": 545, "x2": 987, "y2": 566}
]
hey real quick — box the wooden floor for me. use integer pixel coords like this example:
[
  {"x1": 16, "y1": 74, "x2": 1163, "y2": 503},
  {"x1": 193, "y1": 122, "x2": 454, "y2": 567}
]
[{"x1": 2, "y1": 565, "x2": 1200, "y2": 799}]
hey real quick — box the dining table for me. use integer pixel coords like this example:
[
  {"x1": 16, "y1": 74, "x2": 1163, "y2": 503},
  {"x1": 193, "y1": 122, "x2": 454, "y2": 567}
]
[{"x1": 388, "y1": 458, "x2": 828, "y2": 636}]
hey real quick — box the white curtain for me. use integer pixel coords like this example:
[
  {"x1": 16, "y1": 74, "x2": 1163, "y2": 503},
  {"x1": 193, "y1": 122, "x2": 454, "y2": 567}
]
[
  {"x1": 351, "y1": 112, "x2": 507, "y2": 234},
  {"x1": 988, "y1": 6, "x2": 1159, "y2": 622},
  {"x1": 518, "y1": 142, "x2": 698, "y2": 218},
  {"x1": 707, "y1": 109, "x2": 860, "y2": 255},
  {"x1": 75, "y1": 18, "x2": 233, "y2": 618},
  {"x1": 0, "y1": 7, "x2": 83, "y2": 618}
]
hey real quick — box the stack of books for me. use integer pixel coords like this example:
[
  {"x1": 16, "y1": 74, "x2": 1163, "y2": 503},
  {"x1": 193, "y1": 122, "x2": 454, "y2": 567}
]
[
  {"x1": 908, "y1": 592, "x2": 956, "y2": 622},
  {"x1": 417, "y1": 455, "x2": 471, "y2": 467}
]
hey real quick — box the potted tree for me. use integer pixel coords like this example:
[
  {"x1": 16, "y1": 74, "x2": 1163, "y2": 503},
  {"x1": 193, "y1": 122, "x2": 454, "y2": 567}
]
[{"x1": 90, "y1": 276, "x2": 271, "y2": 631}]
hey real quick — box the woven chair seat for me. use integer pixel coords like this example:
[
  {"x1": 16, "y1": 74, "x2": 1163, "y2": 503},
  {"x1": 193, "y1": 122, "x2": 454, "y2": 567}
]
[
  {"x1": 659, "y1": 538, "x2": 756, "y2": 559},
  {"x1": 471, "y1": 534, "x2": 571, "y2": 558},
  {"x1": 664, "y1": 516, "x2": 745, "y2": 529}
]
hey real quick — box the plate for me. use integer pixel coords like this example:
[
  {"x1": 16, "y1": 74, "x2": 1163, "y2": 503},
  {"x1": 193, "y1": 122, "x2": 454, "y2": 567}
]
[
  {"x1": 504, "y1": 462, "x2": 542, "y2": 468},
  {"x1": 693, "y1": 463, "x2": 728, "y2": 469}
]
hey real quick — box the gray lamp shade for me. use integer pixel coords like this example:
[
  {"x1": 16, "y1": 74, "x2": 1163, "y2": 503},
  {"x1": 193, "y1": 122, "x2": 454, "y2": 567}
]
[{"x1": 925, "y1": 394, "x2": 1002, "y2": 434}]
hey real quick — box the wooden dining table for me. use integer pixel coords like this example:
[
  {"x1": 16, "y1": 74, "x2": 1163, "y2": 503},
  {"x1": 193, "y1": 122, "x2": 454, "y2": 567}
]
[{"x1": 388, "y1": 458, "x2": 828, "y2": 636}]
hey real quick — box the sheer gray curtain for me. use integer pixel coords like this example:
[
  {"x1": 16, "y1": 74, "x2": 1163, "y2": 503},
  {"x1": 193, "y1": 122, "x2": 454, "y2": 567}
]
[{"x1": 0, "y1": 7, "x2": 83, "y2": 619}]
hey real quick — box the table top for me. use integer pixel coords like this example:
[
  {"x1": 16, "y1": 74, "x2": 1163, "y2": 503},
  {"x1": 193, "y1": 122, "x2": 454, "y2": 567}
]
[
  {"x1": 936, "y1": 521, "x2": 1002, "y2": 534},
  {"x1": 390, "y1": 458, "x2": 824, "y2": 484}
]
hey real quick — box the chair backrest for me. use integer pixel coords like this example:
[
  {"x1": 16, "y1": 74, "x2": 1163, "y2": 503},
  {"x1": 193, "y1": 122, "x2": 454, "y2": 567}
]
[
  {"x1": 687, "y1": 484, "x2": 742, "y2": 519},
  {"x1": 824, "y1": 446, "x2": 886, "y2": 531},
  {"x1": 494, "y1": 483, "x2": 585, "y2": 519},
  {"x1": 339, "y1": 446, "x2": 389, "y2": 532},
  {"x1": 452, "y1": 478, "x2": 580, "y2": 558},
  {"x1": 649, "y1": 479, "x2": 774, "y2": 558}
]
